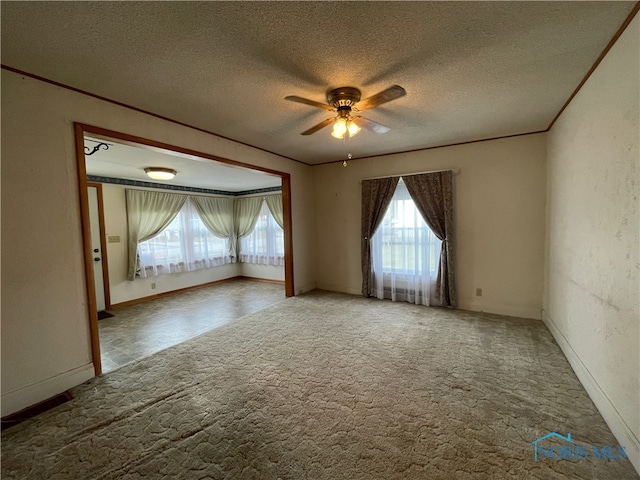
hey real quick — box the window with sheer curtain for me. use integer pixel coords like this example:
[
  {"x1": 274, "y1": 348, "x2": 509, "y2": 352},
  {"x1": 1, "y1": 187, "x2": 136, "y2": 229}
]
[
  {"x1": 371, "y1": 179, "x2": 441, "y2": 306},
  {"x1": 240, "y1": 200, "x2": 285, "y2": 265},
  {"x1": 138, "y1": 199, "x2": 230, "y2": 277}
]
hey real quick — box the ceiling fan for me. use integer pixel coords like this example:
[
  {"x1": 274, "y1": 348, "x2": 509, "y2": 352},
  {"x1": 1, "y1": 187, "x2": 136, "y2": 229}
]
[{"x1": 285, "y1": 85, "x2": 406, "y2": 139}]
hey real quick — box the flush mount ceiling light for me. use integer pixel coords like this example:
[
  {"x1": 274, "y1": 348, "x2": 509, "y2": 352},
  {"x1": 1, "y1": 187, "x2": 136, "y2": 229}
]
[{"x1": 144, "y1": 167, "x2": 177, "y2": 181}]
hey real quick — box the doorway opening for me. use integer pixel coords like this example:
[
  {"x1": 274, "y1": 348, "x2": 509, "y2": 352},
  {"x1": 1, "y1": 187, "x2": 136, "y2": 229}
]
[
  {"x1": 87, "y1": 183, "x2": 111, "y2": 315},
  {"x1": 74, "y1": 123, "x2": 295, "y2": 375}
]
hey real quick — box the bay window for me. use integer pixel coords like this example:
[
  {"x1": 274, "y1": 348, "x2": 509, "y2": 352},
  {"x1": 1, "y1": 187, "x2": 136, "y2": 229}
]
[
  {"x1": 240, "y1": 200, "x2": 285, "y2": 265},
  {"x1": 138, "y1": 199, "x2": 230, "y2": 277}
]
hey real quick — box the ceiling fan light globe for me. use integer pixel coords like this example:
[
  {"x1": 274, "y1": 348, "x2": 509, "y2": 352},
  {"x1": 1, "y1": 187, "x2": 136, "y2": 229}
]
[
  {"x1": 332, "y1": 117, "x2": 348, "y2": 138},
  {"x1": 347, "y1": 121, "x2": 361, "y2": 137}
]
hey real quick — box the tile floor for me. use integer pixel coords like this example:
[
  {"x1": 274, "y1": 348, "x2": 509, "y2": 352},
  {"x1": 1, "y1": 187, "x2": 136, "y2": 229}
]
[{"x1": 98, "y1": 279, "x2": 286, "y2": 373}]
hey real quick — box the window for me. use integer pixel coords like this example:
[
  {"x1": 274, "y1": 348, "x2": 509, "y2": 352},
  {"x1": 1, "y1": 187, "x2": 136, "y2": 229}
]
[
  {"x1": 240, "y1": 200, "x2": 285, "y2": 265},
  {"x1": 138, "y1": 199, "x2": 230, "y2": 277},
  {"x1": 371, "y1": 179, "x2": 441, "y2": 305}
]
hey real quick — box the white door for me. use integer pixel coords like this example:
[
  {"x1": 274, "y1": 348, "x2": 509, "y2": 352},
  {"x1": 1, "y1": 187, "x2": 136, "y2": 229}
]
[{"x1": 88, "y1": 186, "x2": 106, "y2": 311}]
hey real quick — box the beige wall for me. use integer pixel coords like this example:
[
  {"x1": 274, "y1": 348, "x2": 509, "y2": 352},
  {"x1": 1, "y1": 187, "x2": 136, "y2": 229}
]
[
  {"x1": 313, "y1": 133, "x2": 547, "y2": 319},
  {"x1": 1, "y1": 70, "x2": 315, "y2": 416},
  {"x1": 239, "y1": 263, "x2": 285, "y2": 282},
  {"x1": 544, "y1": 15, "x2": 639, "y2": 472}
]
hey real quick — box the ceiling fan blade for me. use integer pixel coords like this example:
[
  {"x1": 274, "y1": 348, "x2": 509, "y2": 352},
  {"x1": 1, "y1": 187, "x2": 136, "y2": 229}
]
[
  {"x1": 356, "y1": 85, "x2": 406, "y2": 111},
  {"x1": 285, "y1": 95, "x2": 335, "y2": 112},
  {"x1": 352, "y1": 116, "x2": 390, "y2": 134},
  {"x1": 301, "y1": 117, "x2": 336, "y2": 135}
]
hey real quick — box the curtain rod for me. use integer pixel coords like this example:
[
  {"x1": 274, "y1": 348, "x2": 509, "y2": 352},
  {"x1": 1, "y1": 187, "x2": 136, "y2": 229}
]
[{"x1": 361, "y1": 168, "x2": 460, "y2": 182}]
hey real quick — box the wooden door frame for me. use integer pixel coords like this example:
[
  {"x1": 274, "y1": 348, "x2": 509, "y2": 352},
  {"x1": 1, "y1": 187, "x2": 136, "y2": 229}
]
[
  {"x1": 74, "y1": 123, "x2": 295, "y2": 376},
  {"x1": 87, "y1": 182, "x2": 112, "y2": 311}
]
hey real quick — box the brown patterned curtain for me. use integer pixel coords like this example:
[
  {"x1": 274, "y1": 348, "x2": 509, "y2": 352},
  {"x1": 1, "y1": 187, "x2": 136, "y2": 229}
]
[
  {"x1": 361, "y1": 177, "x2": 400, "y2": 297},
  {"x1": 403, "y1": 171, "x2": 456, "y2": 307}
]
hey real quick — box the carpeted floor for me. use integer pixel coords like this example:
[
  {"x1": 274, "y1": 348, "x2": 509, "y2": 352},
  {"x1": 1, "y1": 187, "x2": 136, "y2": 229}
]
[{"x1": 2, "y1": 291, "x2": 637, "y2": 479}]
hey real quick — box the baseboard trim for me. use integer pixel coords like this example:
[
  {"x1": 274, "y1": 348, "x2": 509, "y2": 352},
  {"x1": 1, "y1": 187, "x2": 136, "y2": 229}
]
[
  {"x1": 2, "y1": 391, "x2": 73, "y2": 431},
  {"x1": 460, "y1": 300, "x2": 541, "y2": 320},
  {"x1": 111, "y1": 276, "x2": 281, "y2": 309},
  {"x1": 542, "y1": 309, "x2": 640, "y2": 475},
  {"x1": 1, "y1": 363, "x2": 94, "y2": 417},
  {"x1": 236, "y1": 275, "x2": 285, "y2": 285},
  {"x1": 293, "y1": 283, "x2": 317, "y2": 296},
  {"x1": 315, "y1": 286, "x2": 542, "y2": 320},
  {"x1": 315, "y1": 282, "x2": 361, "y2": 296}
]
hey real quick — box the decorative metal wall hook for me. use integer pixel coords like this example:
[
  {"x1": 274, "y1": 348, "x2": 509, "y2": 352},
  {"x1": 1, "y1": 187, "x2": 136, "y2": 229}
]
[{"x1": 84, "y1": 140, "x2": 111, "y2": 156}]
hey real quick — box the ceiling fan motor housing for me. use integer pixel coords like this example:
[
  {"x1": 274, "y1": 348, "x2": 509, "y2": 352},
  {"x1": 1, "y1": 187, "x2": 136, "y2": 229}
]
[{"x1": 327, "y1": 87, "x2": 361, "y2": 108}]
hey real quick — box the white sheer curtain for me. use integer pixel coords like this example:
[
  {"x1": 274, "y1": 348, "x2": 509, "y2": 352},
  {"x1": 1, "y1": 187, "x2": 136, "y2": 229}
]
[
  {"x1": 138, "y1": 199, "x2": 230, "y2": 277},
  {"x1": 240, "y1": 200, "x2": 285, "y2": 265},
  {"x1": 371, "y1": 179, "x2": 441, "y2": 306}
]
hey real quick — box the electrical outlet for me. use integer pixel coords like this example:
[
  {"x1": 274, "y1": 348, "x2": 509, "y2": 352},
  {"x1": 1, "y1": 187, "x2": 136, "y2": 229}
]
[
  {"x1": 151, "y1": 283, "x2": 156, "y2": 290},
  {"x1": 475, "y1": 288, "x2": 483, "y2": 297}
]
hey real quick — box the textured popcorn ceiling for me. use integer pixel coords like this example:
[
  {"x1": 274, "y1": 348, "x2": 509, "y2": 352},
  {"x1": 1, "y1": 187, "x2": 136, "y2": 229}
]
[{"x1": 1, "y1": 2, "x2": 636, "y2": 165}]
